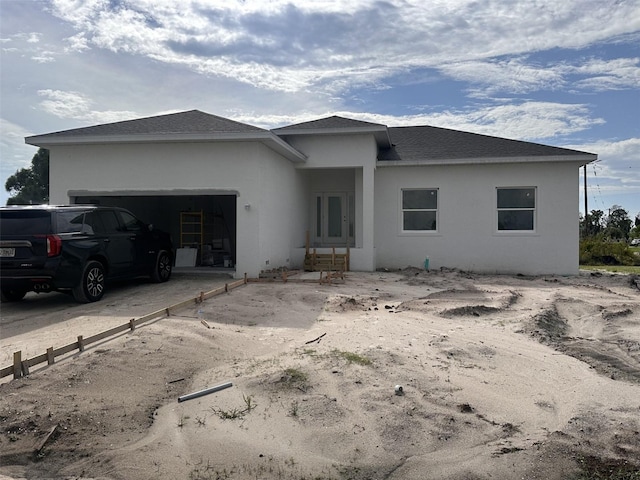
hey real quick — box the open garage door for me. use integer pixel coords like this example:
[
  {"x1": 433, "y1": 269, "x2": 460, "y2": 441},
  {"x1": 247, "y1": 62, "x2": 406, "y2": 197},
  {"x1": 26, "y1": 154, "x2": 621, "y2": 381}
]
[{"x1": 71, "y1": 192, "x2": 237, "y2": 269}]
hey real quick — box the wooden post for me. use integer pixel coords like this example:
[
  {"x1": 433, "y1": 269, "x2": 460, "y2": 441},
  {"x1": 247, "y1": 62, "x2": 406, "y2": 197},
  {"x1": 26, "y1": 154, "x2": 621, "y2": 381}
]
[
  {"x1": 47, "y1": 347, "x2": 55, "y2": 365},
  {"x1": 225, "y1": 283, "x2": 228, "y2": 292},
  {"x1": 346, "y1": 244, "x2": 350, "y2": 271},
  {"x1": 129, "y1": 319, "x2": 136, "y2": 331},
  {"x1": 244, "y1": 272, "x2": 248, "y2": 284},
  {"x1": 13, "y1": 351, "x2": 22, "y2": 379},
  {"x1": 77, "y1": 335, "x2": 84, "y2": 352}
]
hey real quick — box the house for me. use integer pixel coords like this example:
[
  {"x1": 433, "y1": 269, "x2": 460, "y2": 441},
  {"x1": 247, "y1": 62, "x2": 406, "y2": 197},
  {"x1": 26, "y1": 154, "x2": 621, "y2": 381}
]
[{"x1": 26, "y1": 110, "x2": 596, "y2": 278}]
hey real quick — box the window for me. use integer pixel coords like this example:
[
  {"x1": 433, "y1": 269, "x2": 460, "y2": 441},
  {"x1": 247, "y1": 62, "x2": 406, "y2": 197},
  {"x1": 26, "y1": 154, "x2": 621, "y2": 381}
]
[
  {"x1": 497, "y1": 187, "x2": 535, "y2": 231},
  {"x1": 402, "y1": 189, "x2": 438, "y2": 231},
  {"x1": 119, "y1": 211, "x2": 143, "y2": 232},
  {"x1": 97, "y1": 210, "x2": 121, "y2": 233},
  {"x1": 57, "y1": 212, "x2": 85, "y2": 233}
]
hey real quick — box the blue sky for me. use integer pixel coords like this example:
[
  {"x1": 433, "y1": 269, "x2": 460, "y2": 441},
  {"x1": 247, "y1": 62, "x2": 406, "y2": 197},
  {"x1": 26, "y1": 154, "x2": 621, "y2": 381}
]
[{"x1": 1, "y1": 0, "x2": 639, "y2": 220}]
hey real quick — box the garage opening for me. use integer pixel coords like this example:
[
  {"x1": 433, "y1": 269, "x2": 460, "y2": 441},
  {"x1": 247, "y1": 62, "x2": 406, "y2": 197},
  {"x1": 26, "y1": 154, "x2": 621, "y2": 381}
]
[{"x1": 72, "y1": 193, "x2": 237, "y2": 270}]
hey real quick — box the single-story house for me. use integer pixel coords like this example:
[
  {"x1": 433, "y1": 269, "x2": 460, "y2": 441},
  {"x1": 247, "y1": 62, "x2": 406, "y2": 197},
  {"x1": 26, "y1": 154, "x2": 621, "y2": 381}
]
[{"x1": 26, "y1": 110, "x2": 596, "y2": 278}]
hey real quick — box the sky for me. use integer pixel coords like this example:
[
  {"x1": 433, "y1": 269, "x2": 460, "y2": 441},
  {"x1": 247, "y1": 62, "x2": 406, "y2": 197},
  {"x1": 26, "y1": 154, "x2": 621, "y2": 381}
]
[{"x1": 1, "y1": 0, "x2": 639, "y2": 219}]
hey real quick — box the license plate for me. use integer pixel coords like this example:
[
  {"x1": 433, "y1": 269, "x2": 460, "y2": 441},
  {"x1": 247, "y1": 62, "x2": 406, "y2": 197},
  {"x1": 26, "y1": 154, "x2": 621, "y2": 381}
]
[{"x1": 0, "y1": 247, "x2": 16, "y2": 257}]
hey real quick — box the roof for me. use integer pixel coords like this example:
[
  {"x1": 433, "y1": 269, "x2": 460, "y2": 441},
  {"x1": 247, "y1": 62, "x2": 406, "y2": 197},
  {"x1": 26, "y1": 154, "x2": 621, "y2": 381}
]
[
  {"x1": 24, "y1": 110, "x2": 596, "y2": 166},
  {"x1": 273, "y1": 115, "x2": 392, "y2": 148},
  {"x1": 26, "y1": 110, "x2": 307, "y2": 163},
  {"x1": 274, "y1": 116, "x2": 387, "y2": 131},
  {"x1": 378, "y1": 125, "x2": 596, "y2": 164},
  {"x1": 29, "y1": 110, "x2": 264, "y2": 139}
]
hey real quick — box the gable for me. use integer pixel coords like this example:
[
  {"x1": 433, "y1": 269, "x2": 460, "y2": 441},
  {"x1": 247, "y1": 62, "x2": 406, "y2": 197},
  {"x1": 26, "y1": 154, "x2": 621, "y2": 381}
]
[{"x1": 273, "y1": 115, "x2": 392, "y2": 148}]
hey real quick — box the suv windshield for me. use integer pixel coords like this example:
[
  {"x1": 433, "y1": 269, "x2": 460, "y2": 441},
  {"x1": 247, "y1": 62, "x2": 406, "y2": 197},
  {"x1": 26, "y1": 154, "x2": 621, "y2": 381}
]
[{"x1": 0, "y1": 210, "x2": 51, "y2": 235}]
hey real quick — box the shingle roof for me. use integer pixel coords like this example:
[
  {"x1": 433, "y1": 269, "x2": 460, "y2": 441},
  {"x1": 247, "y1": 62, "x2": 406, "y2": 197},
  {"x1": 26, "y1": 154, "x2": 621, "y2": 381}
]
[
  {"x1": 379, "y1": 125, "x2": 595, "y2": 161},
  {"x1": 273, "y1": 115, "x2": 392, "y2": 148},
  {"x1": 273, "y1": 116, "x2": 387, "y2": 131},
  {"x1": 29, "y1": 110, "x2": 264, "y2": 139}
]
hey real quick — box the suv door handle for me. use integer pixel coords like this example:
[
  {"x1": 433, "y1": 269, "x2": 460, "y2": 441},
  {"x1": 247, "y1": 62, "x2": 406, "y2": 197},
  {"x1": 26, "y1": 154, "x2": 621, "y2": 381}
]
[{"x1": 103, "y1": 238, "x2": 110, "y2": 243}]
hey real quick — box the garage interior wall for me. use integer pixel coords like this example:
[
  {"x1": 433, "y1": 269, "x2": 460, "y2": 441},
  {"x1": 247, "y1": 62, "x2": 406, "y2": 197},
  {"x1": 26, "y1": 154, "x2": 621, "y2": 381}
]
[{"x1": 73, "y1": 195, "x2": 237, "y2": 266}]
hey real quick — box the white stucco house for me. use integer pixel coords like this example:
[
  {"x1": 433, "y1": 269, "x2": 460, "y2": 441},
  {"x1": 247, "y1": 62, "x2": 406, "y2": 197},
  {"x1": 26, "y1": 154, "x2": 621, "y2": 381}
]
[{"x1": 26, "y1": 110, "x2": 596, "y2": 278}]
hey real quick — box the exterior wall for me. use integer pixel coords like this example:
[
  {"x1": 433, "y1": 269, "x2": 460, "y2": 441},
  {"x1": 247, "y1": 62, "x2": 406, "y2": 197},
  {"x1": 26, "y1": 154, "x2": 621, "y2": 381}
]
[
  {"x1": 46, "y1": 135, "x2": 583, "y2": 277},
  {"x1": 374, "y1": 161, "x2": 582, "y2": 275},
  {"x1": 286, "y1": 134, "x2": 378, "y2": 270},
  {"x1": 257, "y1": 145, "x2": 307, "y2": 272},
  {"x1": 285, "y1": 134, "x2": 378, "y2": 169},
  {"x1": 48, "y1": 142, "x2": 301, "y2": 278}
]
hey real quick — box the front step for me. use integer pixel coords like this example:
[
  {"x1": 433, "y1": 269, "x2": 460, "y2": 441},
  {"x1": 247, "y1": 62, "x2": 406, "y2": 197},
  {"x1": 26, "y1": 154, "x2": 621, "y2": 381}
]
[{"x1": 304, "y1": 250, "x2": 350, "y2": 272}]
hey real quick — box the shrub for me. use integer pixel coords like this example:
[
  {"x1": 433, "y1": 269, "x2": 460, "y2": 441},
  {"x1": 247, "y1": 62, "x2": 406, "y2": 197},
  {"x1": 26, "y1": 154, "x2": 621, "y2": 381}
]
[{"x1": 580, "y1": 238, "x2": 639, "y2": 266}]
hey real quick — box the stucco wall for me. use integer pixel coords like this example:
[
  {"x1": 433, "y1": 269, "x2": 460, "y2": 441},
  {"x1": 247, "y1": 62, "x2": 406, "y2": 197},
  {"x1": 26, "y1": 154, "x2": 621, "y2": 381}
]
[
  {"x1": 374, "y1": 161, "x2": 582, "y2": 275},
  {"x1": 286, "y1": 134, "x2": 378, "y2": 169},
  {"x1": 48, "y1": 142, "x2": 302, "y2": 278},
  {"x1": 257, "y1": 145, "x2": 307, "y2": 272},
  {"x1": 287, "y1": 134, "x2": 377, "y2": 269}
]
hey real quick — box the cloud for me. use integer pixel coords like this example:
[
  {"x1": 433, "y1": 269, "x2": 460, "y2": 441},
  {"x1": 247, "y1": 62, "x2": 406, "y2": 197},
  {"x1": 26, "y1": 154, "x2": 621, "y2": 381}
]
[
  {"x1": 37, "y1": 90, "x2": 139, "y2": 123},
  {"x1": 0, "y1": 119, "x2": 39, "y2": 196},
  {"x1": 569, "y1": 138, "x2": 640, "y2": 185},
  {"x1": 439, "y1": 56, "x2": 640, "y2": 97},
  {"x1": 46, "y1": 0, "x2": 640, "y2": 94}
]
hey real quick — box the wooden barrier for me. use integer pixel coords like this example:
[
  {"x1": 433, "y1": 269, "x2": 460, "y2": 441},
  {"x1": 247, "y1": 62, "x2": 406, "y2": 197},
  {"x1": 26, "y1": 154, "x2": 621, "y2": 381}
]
[{"x1": 1, "y1": 277, "x2": 248, "y2": 381}]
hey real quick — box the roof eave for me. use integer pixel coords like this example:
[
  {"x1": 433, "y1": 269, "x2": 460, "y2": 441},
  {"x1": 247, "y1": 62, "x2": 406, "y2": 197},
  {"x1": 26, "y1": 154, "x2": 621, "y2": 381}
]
[
  {"x1": 26, "y1": 131, "x2": 307, "y2": 163},
  {"x1": 376, "y1": 153, "x2": 598, "y2": 167},
  {"x1": 274, "y1": 126, "x2": 392, "y2": 148}
]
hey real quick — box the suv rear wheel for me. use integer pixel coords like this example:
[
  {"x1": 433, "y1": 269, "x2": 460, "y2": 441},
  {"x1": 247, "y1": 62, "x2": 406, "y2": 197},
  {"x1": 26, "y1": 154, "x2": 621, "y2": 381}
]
[
  {"x1": 72, "y1": 260, "x2": 106, "y2": 303},
  {"x1": 1, "y1": 287, "x2": 27, "y2": 302}
]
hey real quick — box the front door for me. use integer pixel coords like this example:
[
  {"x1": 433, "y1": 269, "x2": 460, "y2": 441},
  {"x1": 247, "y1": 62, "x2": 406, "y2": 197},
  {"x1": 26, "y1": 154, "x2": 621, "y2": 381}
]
[{"x1": 315, "y1": 193, "x2": 353, "y2": 246}]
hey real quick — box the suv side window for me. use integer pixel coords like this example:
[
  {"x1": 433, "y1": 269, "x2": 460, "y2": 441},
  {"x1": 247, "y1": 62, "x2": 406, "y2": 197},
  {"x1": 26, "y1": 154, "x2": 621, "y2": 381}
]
[
  {"x1": 57, "y1": 212, "x2": 87, "y2": 233},
  {"x1": 119, "y1": 211, "x2": 143, "y2": 232},
  {"x1": 98, "y1": 210, "x2": 121, "y2": 233},
  {"x1": 83, "y1": 211, "x2": 104, "y2": 234}
]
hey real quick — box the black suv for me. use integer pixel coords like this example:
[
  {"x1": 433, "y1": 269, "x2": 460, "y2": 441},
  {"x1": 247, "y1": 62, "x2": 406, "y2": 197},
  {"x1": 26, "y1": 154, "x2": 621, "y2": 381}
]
[{"x1": 0, "y1": 205, "x2": 173, "y2": 303}]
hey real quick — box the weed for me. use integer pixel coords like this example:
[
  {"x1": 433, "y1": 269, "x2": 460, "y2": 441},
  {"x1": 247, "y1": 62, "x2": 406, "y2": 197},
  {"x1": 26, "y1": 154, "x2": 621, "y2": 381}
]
[
  {"x1": 572, "y1": 455, "x2": 640, "y2": 480},
  {"x1": 333, "y1": 350, "x2": 372, "y2": 366},
  {"x1": 177, "y1": 414, "x2": 189, "y2": 428},
  {"x1": 243, "y1": 394, "x2": 256, "y2": 412},
  {"x1": 289, "y1": 400, "x2": 299, "y2": 417},
  {"x1": 280, "y1": 367, "x2": 309, "y2": 386},
  {"x1": 211, "y1": 394, "x2": 256, "y2": 420}
]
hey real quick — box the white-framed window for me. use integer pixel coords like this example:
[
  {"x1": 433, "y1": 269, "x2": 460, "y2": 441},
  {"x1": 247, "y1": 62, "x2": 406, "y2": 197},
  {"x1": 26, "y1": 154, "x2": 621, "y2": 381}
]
[
  {"x1": 401, "y1": 188, "x2": 438, "y2": 232},
  {"x1": 497, "y1": 187, "x2": 536, "y2": 231}
]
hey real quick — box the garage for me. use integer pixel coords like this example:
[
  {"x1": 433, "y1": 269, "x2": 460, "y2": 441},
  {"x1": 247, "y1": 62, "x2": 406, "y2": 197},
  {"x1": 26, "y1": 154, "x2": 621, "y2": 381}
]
[{"x1": 71, "y1": 191, "x2": 237, "y2": 269}]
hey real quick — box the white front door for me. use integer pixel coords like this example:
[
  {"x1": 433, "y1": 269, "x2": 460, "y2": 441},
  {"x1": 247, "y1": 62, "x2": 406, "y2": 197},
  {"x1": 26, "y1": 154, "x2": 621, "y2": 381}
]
[{"x1": 315, "y1": 193, "x2": 352, "y2": 246}]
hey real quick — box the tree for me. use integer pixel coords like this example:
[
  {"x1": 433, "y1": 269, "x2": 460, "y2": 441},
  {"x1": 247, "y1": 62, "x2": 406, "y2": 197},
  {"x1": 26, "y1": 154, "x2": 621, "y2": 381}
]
[
  {"x1": 5, "y1": 148, "x2": 49, "y2": 205},
  {"x1": 604, "y1": 205, "x2": 632, "y2": 241},
  {"x1": 581, "y1": 209, "x2": 605, "y2": 236}
]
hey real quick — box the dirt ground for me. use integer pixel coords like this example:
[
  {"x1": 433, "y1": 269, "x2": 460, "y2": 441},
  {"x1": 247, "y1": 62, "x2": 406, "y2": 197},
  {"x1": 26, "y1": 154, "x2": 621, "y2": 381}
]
[{"x1": 1, "y1": 268, "x2": 639, "y2": 480}]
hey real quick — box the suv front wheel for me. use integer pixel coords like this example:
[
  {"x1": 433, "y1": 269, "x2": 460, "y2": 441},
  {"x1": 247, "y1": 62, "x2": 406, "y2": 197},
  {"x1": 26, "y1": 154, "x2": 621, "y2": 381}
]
[{"x1": 73, "y1": 260, "x2": 106, "y2": 303}]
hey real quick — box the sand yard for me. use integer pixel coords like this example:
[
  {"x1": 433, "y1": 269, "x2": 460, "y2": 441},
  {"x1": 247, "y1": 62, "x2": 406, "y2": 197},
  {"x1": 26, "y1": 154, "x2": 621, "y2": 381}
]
[{"x1": 1, "y1": 268, "x2": 639, "y2": 480}]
